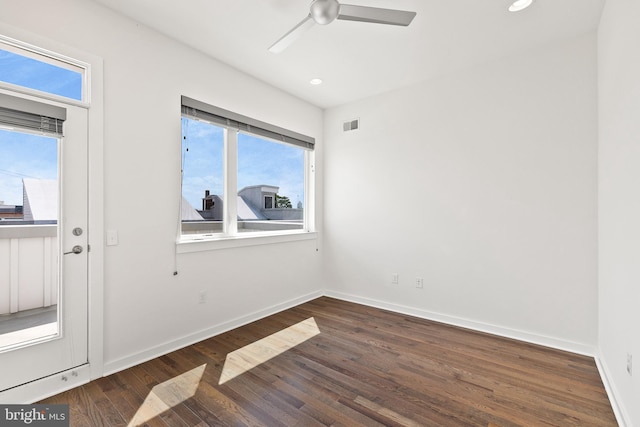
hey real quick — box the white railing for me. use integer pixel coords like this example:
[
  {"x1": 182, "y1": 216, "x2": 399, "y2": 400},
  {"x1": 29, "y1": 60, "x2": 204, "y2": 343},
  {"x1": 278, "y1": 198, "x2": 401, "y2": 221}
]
[{"x1": 0, "y1": 225, "x2": 58, "y2": 316}]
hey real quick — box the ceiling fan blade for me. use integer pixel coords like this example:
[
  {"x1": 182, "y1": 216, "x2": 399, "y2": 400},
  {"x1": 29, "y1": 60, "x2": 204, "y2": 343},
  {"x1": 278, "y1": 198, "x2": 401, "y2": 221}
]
[
  {"x1": 337, "y1": 4, "x2": 416, "y2": 26},
  {"x1": 268, "y1": 15, "x2": 316, "y2": 54}
]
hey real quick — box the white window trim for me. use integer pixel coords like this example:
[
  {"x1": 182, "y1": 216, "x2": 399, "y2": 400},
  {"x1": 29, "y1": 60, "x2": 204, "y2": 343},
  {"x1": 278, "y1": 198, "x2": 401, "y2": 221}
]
[
  {"x1": 177, "y1": 230, "x2": 318, "y2": 253},
  {"x1": 224, "y1": 128, "x2": 238, "y2": 235}
]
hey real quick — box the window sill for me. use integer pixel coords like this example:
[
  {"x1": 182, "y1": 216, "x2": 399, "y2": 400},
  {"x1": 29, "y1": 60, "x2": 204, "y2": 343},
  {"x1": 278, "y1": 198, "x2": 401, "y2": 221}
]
[{"x1": 176, "y1": 231, "x2": 318, "y2": 253}]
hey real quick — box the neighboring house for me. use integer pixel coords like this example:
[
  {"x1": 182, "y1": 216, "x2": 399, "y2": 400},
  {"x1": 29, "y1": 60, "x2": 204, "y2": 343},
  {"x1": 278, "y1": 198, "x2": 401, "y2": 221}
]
[
  {"x1": 198, "y1": 190, "x2": 224, "y2": 221},
  {"x1": 186, "y1": 185, "x2": 303, "y2": 222},
  {"x1": 22, "y1": 178, "x2": 57, "y2": 224},
  {"x1": 240, "y1": 185, "x2": 303, "y2": 221},
  {"x1": 0, "y1": 201, "x2": 22, "y2": 220},
  {"x1": 238, "y1": 185, "x2": 279, "y2": 214}
]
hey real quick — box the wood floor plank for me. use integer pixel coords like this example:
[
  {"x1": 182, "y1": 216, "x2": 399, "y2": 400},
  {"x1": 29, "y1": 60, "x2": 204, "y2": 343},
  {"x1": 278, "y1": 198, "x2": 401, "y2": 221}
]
[
  {"x1": 39, "y1": 297, "x2": 617, "y2": 426},
  {"x1": 155, "y1": 345, "x2": 278, "y2": 427},
  {"x1": 111, "y1": 368, "x2": 173, "y2": 427}
]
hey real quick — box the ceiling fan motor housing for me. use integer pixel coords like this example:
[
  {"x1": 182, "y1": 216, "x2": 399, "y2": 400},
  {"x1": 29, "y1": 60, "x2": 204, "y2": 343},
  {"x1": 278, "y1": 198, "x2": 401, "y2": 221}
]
[{"x1": 310, "y1": 0, "x2": 341, "y2": 25}]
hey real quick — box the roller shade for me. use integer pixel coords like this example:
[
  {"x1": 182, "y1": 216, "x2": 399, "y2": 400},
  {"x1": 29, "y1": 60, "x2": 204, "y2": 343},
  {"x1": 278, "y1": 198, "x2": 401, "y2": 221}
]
[
  {"x1": 181, "y1": 95, "x2": 314, "y2": 150},
  {"x1": 0, "y1": 93, "x2": 65, "y2": 136}
]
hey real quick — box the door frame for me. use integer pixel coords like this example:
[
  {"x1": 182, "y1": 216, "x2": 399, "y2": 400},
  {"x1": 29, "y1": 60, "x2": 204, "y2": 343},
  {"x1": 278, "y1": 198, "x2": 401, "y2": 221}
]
[{"x1": 0, "y1": 26, "x2": 104, "y2": 403}]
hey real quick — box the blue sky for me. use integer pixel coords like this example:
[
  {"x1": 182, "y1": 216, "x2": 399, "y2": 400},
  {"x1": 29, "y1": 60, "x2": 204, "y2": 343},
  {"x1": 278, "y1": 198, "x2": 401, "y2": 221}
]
[
  {"x1": 181, "y1": 118, "x2": 224, "y2": 208},
  {"x1": 0, "y1": 48, "x2": 82, "y2": 100}
]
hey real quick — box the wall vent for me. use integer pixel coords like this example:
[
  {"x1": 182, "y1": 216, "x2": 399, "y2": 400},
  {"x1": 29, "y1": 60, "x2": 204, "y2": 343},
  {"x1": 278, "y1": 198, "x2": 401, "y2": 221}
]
[{"x1": 343, "y1": 118, "x2": 360, "y2": 132}]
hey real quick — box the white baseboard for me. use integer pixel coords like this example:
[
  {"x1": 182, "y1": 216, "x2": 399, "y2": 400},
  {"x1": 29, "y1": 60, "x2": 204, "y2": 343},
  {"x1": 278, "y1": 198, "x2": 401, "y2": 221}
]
[
  {"x1": 324, "y1": 290, "x2": 597, "y2": 356},
  {"x1": 595, "y1": 354, "x2": 629, "y2": 427},
  {"x1": 103, "y1": 290, "x2": 323, "y2": 376}
]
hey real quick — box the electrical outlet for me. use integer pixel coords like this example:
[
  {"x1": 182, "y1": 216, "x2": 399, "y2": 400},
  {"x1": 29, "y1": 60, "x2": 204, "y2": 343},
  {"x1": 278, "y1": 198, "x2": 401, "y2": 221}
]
[
  {"x1": 392, "y1": 273, "x2": 399, "y2": 285},
  {"x1": 198, "y1": 290, "x2": 207, "y2": 304},
  {"x1": 416, "y1": 278, "x2": 424, "y2": 289},
  {"x1": 627, "y1": 353, "x2": 633, "y2": 376}
]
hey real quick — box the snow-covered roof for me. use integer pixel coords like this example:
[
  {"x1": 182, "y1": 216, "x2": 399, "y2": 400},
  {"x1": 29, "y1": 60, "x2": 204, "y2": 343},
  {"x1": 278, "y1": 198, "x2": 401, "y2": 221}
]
[
  {"x1": 181, "y1": 196, "x2": 204, "y2": 221},
  {"x1": 237, "y1": 196, "x2": 266, "y2": 220},
  {"x1": 22, "y1": 178, "x2": 57, "y2": 222}
]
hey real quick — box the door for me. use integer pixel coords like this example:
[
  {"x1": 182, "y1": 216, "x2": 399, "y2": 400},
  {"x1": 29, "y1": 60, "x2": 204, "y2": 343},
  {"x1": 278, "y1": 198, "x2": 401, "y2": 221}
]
[{"x1": 0, "y1": 91, "x2": 88, "y2": 393}]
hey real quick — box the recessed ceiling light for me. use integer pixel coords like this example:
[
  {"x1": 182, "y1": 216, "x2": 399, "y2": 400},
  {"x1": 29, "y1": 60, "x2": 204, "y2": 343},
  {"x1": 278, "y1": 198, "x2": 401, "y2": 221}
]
[
  {"x1": 310, "y1": 78, "x2": 323, "y2": 85},
  {"x1": 508, "y1": 0, "x2": 533, "y2": 12}
]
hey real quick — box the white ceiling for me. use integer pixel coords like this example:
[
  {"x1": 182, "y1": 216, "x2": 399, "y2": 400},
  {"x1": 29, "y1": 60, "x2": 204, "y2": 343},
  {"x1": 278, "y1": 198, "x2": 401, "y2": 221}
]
[{"x1": 92, "y1": 0, "x2": 605, "y2": 109}]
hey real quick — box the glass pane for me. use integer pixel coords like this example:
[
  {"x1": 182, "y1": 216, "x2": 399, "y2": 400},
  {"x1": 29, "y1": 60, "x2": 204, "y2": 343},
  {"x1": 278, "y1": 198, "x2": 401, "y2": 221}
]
[
  {"x1": 0, "y1": 129, "x2": 59, "y2": 350},
  {"x1": 237, "y1": 133, "x2": 304, "y2": 233},
  {"x1": 0, "y1": 48, "x2": 83, "y2": 101},
  {"x1": 181, "y1": 117, "x2": 224, "y2": 235}
]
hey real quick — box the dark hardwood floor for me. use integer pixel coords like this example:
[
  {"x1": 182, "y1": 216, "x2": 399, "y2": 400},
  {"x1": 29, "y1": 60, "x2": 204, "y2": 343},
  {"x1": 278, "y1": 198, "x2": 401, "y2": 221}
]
[{"x1": 40, "y1": 297, "x2": 617, "y2": 426}]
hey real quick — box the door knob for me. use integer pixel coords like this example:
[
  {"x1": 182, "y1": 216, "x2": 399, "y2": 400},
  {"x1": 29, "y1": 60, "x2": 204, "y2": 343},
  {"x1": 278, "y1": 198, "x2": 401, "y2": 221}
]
[{"x1": 64, "y1": 245, "x2": 83, "y2": 255}]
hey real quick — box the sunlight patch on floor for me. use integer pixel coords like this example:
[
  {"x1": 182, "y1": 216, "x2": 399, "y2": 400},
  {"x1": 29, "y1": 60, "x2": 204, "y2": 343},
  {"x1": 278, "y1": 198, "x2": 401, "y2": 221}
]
[
  {"x1": 219, "y1": 317, "x2": 320, "y2": 385},
  {"x1": 128, "y1": 364, "x2": 206, "y2": 427}
]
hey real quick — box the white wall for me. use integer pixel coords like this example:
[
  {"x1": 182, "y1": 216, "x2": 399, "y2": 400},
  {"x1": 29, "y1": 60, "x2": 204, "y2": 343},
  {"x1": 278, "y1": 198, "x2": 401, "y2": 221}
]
[
  {"x1": 598, "y1": 0, "x2": 640, "y2": 424},
  {"x1": 323, "y1": 33, "x2": 598, "y2": 353},
  {"x1": 0, "y1": 0, "x2": 323, "y2": 373}
]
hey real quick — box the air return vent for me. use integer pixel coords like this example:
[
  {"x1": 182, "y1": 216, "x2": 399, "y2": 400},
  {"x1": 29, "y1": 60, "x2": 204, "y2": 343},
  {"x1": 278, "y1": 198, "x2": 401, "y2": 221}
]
[{"x1": 343, "y1": 118, "x2": 360, "y2": 132}]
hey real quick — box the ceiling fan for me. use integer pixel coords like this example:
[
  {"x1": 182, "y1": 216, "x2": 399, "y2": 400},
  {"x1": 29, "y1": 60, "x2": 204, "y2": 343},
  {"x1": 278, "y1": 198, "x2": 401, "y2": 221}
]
[{"x1": 268, "y1": 0, "x2": 417, "y2": 54}]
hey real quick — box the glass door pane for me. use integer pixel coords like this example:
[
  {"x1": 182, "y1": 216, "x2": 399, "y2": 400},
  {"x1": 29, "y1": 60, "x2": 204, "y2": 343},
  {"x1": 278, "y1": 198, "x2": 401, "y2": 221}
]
[{"x1": 0, "y1": 128, "x2": 59, "y2": 351}]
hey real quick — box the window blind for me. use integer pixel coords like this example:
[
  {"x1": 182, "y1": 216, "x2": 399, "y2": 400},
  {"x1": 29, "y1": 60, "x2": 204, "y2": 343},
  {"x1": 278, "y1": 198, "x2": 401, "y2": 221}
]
[
  {"x1": 181, "y1": 96, "x2": 314, "y2": 150},
  {"x1": 0, "y1": 93, "x2": 66, "y2": 136}
]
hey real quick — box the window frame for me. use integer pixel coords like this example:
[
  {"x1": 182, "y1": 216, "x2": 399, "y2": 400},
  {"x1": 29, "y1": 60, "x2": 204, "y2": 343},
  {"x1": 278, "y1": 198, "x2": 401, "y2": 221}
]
[
  {"x1": 178, "y1": 97, "x2": 316, "y2": 252},
  {"x1": 0, "y1": 35, "x2": 90, "y2": 106}
]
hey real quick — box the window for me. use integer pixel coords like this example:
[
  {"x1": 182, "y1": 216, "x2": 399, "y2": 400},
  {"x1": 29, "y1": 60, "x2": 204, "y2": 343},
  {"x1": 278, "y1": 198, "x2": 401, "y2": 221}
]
[
  {"x1": 237, "y1": 132, "x2": 305, "y2": 233},
  {"x1": 264, "y1": 196, "x2": 273, "y2": 210},
  {"x1": 180, "y1": 117, "x2": 224, "y2": 235},
  {"x1": 180, "y1": 96, "x2": 314, "y2": 242},
  {"x1": 0, "y1": 38, "x2": 86, "y2": 102}
]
